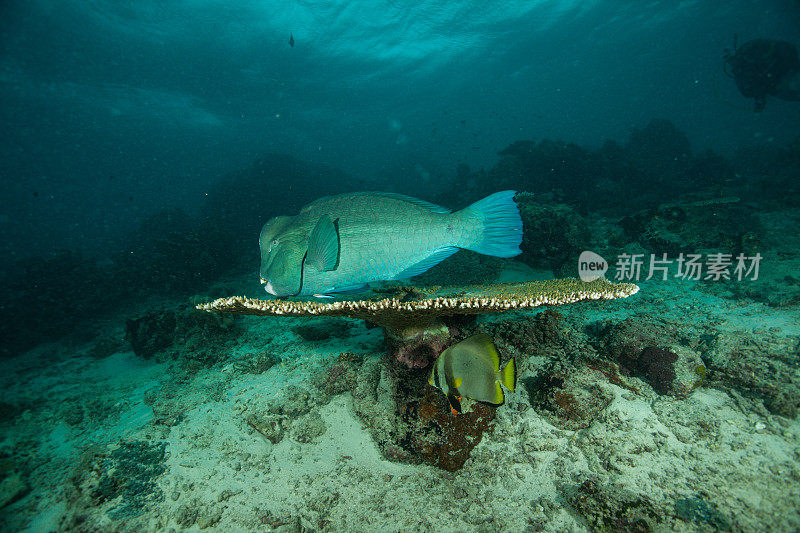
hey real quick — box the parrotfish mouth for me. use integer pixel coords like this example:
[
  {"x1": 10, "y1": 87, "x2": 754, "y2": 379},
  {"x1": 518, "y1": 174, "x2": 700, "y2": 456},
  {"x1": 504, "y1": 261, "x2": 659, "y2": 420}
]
[{"x1": 260, "y1": 277, "x2": 279, "y2": 296}]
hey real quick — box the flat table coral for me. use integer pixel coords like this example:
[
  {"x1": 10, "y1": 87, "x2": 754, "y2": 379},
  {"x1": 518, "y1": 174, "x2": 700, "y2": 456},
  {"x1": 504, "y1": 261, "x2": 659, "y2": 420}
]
[
  {"x1": 198, "y1": 278, "x2": 638, "y2": 366},
  {"x1": 199, "y1": 278, "x2": 637, "y2": 324}
]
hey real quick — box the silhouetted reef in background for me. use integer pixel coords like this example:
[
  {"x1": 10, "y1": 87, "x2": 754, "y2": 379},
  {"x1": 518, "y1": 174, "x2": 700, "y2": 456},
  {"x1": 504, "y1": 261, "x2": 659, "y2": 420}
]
[{"x1": 2, "y1": 122, "x2": 798, "y2": 357}]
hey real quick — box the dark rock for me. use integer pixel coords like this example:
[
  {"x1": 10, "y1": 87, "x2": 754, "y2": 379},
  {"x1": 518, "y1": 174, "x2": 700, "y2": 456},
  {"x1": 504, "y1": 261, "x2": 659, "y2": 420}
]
[
  {"x1": 599, "y1": 314, "x2": 686, "y2": 362},
  {"x1": 314, "y1": 352, "x2": 364, "y2": 396},
  {"x1": 402, "y1": 386, "x2": 496, "y2": 471},
  {"x1": 617, "y1": 197, "x2": 761, "y2": 257},
  {"x1": 675, "y1": 495, "x2": 731, "y2": 531},
  {"x1": 562, "y1": 478, "x2": 664, "y2": 532},
  {"x1": 705, "y1": 330, "x2": 800, "y2": 417},
  {"x1": 233, "y1": 351, "x2": 281, "y2": 374},
  {"x1": 634, "y1": 347, "x2": 678, "y2": 395},
  {"x1": 87, "y1": 441, "x2": 167, "y2": 520},
  {"x1": 292, "y1": 319, "x2": 354, "y2": 342},
  {"x1": 626, "y1": 118, "x2": 692, "y2": 174},
  {"x1": 125, "y1": 305, "x2": 238, "y2": 364},
  {"x1": 598, "y1": 315, "x2": 705, "y2": 396},
  {"x1": 525, "y1": 369, "x2": 615, "y2": 430},
  {"x1": 125, "y1": 311, "x2": 177, "y2": 359}
]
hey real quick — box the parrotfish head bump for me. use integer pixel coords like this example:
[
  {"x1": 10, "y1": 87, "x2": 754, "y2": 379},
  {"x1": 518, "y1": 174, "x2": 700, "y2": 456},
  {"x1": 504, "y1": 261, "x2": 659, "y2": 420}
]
[{"x1": 259, "y1": 215, "x2": 303, "y2": 297}]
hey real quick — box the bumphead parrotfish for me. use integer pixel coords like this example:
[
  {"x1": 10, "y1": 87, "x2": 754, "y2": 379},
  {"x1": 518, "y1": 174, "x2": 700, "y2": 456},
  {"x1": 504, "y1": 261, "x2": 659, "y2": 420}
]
[{"x1": 259, "y1": 191, "x2": 523, "y2": 297}]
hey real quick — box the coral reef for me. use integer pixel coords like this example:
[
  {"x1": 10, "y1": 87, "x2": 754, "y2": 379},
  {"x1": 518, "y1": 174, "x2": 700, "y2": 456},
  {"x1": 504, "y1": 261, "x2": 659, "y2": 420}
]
[
  {"x1": 626, "y1": 118, "x2": 692, "y2": 178},
  {"x1": 561, "y1": 477, "x2": 664, "y2": 532},
  {"x1": 292, "y1": 412, "x2": 327, "y2": 443},
  {"x1": 704, "y1": 329, "x2": 800, "y2": 417},
  {"x1": 598, "y1": 314, "x2": 706, "y2": 397},
  {"x1": 348, "y1": 356, "x2": 498, "y2": 471},
  {"x1": 619, "y1": 196, "x2": 761, "y2": 256},
  {"x1": 386, "y1": 321, "x2": 453, "y2": 368},
  {"x1": 125, "y1": 305, "x2": 237, "y2": 365},
  {"x1": 66, "y1": 440, "x2": 168, "y2": 527},
  {"x1": 313, "y1": 352, "x2": 365, "y2": 396},
  {"x1": 526, "y1": 369, "x2": 616, "y2": 431},
  {"x1": 232, "y1": 351, "x2": 280, "y2": 374},
  {"x1": 405, "y1": 385, "x2": 496, "y2": 471},
  {"x1": 515, "y1": 193, "x2": 590, "y2": 275},
  {"x1": 483, "y1": 309, "x2": 621, "y2": 430}
]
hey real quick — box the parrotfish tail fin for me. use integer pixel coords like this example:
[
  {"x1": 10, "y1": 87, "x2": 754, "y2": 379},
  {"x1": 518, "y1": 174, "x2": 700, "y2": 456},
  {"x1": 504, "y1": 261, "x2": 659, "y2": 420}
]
[
  {"x1": 501, "y1": 357, "x2": 516, "y2": 392},
  {"x1": 463, "y1": 190, "x2": 523, "y2": 257}
]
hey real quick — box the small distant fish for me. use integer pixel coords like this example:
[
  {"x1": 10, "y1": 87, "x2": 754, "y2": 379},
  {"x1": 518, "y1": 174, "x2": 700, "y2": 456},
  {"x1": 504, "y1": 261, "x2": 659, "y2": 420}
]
[
  {"x1": 259, "y1": 191, "x2": 523, "y2": 297},
  {"x1": 289, "y1": 33, "x2": 294, "y2": 47},
  {"x1": 429, "y1": 334, "x2": 516, "y2": 414}
]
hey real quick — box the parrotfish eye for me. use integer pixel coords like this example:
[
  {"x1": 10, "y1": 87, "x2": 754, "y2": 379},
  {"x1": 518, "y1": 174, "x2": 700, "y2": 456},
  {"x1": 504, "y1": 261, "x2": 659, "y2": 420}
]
[{"x1": 270, "y1": 238, "x2": 279, "y2": 251}]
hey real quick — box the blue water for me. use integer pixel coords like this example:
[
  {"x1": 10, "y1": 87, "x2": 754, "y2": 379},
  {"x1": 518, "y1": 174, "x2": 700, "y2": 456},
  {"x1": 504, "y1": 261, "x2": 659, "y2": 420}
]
[{"x1": 2, "y1": 0, "x2": 799, "y2": 261}]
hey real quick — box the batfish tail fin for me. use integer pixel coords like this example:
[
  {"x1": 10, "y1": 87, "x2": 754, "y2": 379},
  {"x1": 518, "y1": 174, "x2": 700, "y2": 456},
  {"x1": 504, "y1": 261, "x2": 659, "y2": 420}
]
[
  {"x1": 461, "y1": 190, "x2": 523, "y2": 257},
  {"x1": 501, "y1": 357, "x2": 516, "y2": 392}
]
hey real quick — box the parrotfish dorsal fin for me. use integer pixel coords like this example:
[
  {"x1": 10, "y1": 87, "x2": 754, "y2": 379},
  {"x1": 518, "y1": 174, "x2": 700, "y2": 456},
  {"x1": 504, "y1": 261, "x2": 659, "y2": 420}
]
[
  {"x1": 370, "y1": 192, "x2": 452, "y2": 214},
  {"x1": 307, "y1": 215, "x2": 340, "y2": 271}
]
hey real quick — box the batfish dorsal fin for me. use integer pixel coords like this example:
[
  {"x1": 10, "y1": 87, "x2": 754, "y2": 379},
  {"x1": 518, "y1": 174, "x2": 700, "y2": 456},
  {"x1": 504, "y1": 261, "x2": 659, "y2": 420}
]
[
  {"x1": 307, "y1": 216, "x2": 339, "y2": 271},
  {"x1": 457, "y1": 334, "x2": 501, "y2": 371}
]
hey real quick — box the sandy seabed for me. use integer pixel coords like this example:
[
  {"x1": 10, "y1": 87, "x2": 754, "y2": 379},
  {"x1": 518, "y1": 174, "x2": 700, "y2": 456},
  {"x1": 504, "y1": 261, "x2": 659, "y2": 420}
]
[{"x1": 1, "y1": 267, "x2": 799, "y2": 532}]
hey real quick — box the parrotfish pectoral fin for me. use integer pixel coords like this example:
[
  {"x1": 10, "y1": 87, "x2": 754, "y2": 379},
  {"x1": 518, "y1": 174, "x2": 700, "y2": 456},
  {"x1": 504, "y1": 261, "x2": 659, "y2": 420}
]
[
  {"x1": 307, "y1": 216, "x2": 340, "y2": 271},
  {"x1": 393, "y1": 246, "x2": 458, "y2": 279},
  {"x1": 331, "y1": 284, "x2": 369, "y2": 294},
  {"x1": 463, "y1": 190, "x2": 523, "y2": 258}
]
